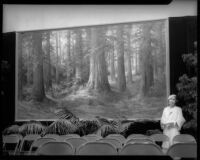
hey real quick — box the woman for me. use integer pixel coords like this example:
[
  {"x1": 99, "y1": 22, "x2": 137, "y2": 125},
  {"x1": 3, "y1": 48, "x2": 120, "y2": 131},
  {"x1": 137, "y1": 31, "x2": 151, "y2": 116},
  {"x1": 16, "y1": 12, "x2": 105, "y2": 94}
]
[{"x1": 160, "y1": 94, "x2": 185, "y2": 149}]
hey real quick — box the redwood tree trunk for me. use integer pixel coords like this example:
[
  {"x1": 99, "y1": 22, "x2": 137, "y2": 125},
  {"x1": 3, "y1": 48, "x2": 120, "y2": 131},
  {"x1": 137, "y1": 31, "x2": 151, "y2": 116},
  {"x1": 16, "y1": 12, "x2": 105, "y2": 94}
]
[
  {"x1": 32, "y1": 31, "x2": 45, "y2": 101},
  {"x1": 74, "y1": 29, "x2": 83, "y2": 84},
  {"x1": 66, "y1": 30, "x2": 71, "y2": 82},
  {"x1": 46, "y1": 31, "x2": 52, "y2": 90},
  {"x1": 87, "y1": 27, "x2": 110, "y2": 92},
  {"x1": 85, "y1": 28, "x2": 91, "y2": 82},
  {"x1": 17, "y1": 33, "x2": 23, "y2": 100},
  {"x1": 116, "y1": 25, "x2": 126, "y2": 92},
  {"x1": 110, "y1": 39, "x2": 116, "y2": 81},
  {"x1": 55, "y1": 32, "x2": 59, "y2": 84},
  {"x1": 140, "y1": 23, "x2": 154, "y2": 96},
  {"x1": 126, "y1": 25, "x2": 133, "y2": 84},
  {"x1": 27, "y1": 45, "x2": 33, "y2": 85}
]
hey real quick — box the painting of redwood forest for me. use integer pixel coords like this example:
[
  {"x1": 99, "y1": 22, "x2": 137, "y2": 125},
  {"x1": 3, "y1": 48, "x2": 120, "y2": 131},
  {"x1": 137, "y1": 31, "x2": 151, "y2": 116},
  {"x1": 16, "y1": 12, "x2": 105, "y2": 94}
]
[{"x1": 16, "y1": 20, "x2": 167, "y2": 120}]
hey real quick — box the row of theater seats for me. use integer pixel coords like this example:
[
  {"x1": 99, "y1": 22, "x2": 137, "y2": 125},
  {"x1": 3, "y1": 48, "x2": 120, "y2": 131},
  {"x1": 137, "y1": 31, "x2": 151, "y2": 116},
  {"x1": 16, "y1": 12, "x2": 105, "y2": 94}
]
[{"x1": 2, "y1": 133, "x2": 197, "y2": 159}]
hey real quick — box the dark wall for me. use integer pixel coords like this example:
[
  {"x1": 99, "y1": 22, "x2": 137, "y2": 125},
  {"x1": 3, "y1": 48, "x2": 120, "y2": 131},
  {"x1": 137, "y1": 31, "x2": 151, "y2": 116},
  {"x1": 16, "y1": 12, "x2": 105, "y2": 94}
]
[
  {"x1": 169, "y1": 16, "x2": 197, "y2": 96},
  {"x1": 1, "y1": 32, "x2": 16, "y2": 131}
]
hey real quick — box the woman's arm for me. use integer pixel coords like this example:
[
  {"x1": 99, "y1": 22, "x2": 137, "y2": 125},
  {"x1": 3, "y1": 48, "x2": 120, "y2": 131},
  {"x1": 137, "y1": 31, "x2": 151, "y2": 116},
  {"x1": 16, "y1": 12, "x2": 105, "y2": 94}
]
[
  {"x1": 175, "y1": 107, "x2": 186, "y2": 130},
  {"x1": 160, "y1": 108, "x2": 167, "y2": 129}
]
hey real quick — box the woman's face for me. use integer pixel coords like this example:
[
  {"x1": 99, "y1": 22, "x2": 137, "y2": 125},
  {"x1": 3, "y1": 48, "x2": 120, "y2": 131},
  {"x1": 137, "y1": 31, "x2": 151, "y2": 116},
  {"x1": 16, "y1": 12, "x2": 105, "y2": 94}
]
[{"x1": 169, "y1": 98, "x2": 176, "y2": 107}]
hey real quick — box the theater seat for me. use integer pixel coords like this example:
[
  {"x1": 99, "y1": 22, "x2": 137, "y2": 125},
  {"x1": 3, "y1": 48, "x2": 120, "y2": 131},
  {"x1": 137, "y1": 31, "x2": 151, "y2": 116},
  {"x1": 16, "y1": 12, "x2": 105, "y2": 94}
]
[
  {"x1": 150, "y1": 134, "x2": 169, "y2": 147},
  {"x1": 65, "y1": 137, "x2": 87, "y2": 154},
  {"x1": 82, "y1": 134, "x2": 102, "y2": 142},
  {"x1": 97, "y1": 138, "x2": 122, "y2": 151},
  {"x1": 29, "y1": 137, "x2": 56, "y2": 155},
  {"x1": 19, "y1": 134, "x2": 41, "y2": 155},
  {"x1": 3, "y1": 134, "x2": 22, "y2": 155},
  {"x1": 119, "y1": 143, "x2": 163, "y2": 155},
  {"x1": 76, "y1": 142, "x2": 118, "y2": 155},
  {"x1": 35, "y1": 141, "x2": 74, "y2": 155},
  {"x1": 106, "y1": 134, "x2": 126, "y2": 145},
  {"x1": 166, "y1": 143, "x2": 197, "y2": 159},
  {"x1": 172, "y1": 134, "x2": 196, "y2": 144}
]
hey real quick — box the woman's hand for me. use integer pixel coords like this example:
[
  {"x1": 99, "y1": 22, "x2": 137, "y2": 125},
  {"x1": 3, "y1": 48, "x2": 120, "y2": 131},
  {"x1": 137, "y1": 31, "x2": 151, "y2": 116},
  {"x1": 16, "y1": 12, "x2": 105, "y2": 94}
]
[
  {"x1": 161, "y1": 122, "x2": 178, "y2": 130},
  {"x1": 166, "y1": 122, "x2": 177, "y2": 129},
  {"x1": 161, "y1": 123, "x2": 165, "y2": 130},
  {"x1": 167, "y1": 123, "x2": 173, "y2": 129}
]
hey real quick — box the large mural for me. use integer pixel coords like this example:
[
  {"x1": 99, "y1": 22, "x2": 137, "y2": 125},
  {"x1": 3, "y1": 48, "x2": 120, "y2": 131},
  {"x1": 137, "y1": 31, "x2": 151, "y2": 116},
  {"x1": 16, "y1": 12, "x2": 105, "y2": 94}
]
[{"x1": 16, "y1": 20, "x2": 167, "y2": 120}]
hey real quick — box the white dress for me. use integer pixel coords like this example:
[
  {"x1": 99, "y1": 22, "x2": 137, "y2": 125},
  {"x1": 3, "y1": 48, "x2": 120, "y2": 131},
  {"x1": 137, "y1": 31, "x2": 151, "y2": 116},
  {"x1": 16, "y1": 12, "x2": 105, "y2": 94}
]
[{"x1": 160, "y1": 106, "x2": 185, "y2": 149}]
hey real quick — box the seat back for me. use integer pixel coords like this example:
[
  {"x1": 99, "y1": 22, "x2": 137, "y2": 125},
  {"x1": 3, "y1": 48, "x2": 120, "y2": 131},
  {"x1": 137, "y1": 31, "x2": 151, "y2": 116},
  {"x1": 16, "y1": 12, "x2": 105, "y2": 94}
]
[
  {"x1": 150, "y1": 134, "x2": 169, "y2": 147},
  {"x1": 3, "y1": 134, "x2": 22, "y2": 155},
  {"x1": 127, "y1": 134, "x2": 149, "y2": 140},
  {"x1": 83, "y1": 134, "x2": 102, "y2": 142},
  {"x1": 77, "y1": 142, "x2": 118, "y2": 155},
  {"x1": 35, "y1": 141, "x2": 74, "y2": 155},
  {"x1": 19, "y1": 134, "x2": 41, "y2": 155},
  {"x1": 87, "y1": 134, "x2": 100, "y2": 136},
  {"x1": 29, "y1": 138, "x2": 56, "y2": 155},
  {"x1": 125, "y1": 135, "x2": 154, "y2": 143},
  {"x1": 172, "y1": 134, "x2": 196, "y2": 144},
  {"x1": 43, "y1": 134, "x2": 60, "y2": 140},
  {"x1": 65, "y1": 137, "x2": 87, "y2": 154},
  {"x1": 106, "y1": 134, "x2": 126, "y2": 145},
  {"x1": 3, "y1": 134, "x2": 22, "y2": 143},
  {"x1": 125, "y1": 138, "x2": 155, "y2": 145},
  {"x1": 3, "y1": 134, "x2": 23, "y2": 140},
  {"x1": 60, "y1": 134, "x2": 80, "y2": 138},
  {"x1": 150, "y1": 134, "x2": 169, "y2": 142},
  {"x1": 167, "y1": 143, "x2": 197, "y2": 158},
  {"x1": 59, "y1": 134, "x2": 80, "y2": 141},
  {"x1": 97, "y1": 138, "x2": 122, "y2": 150},
  {"x1": 119, "y1": 143, "x2": 163, "y2": 155}
]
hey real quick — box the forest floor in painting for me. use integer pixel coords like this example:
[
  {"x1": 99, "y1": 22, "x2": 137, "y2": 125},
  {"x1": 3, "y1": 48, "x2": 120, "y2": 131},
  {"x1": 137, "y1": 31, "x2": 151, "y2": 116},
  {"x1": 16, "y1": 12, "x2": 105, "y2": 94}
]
[{"x1": 17, "y1": 78, "x2": 166, "y2": 120}]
